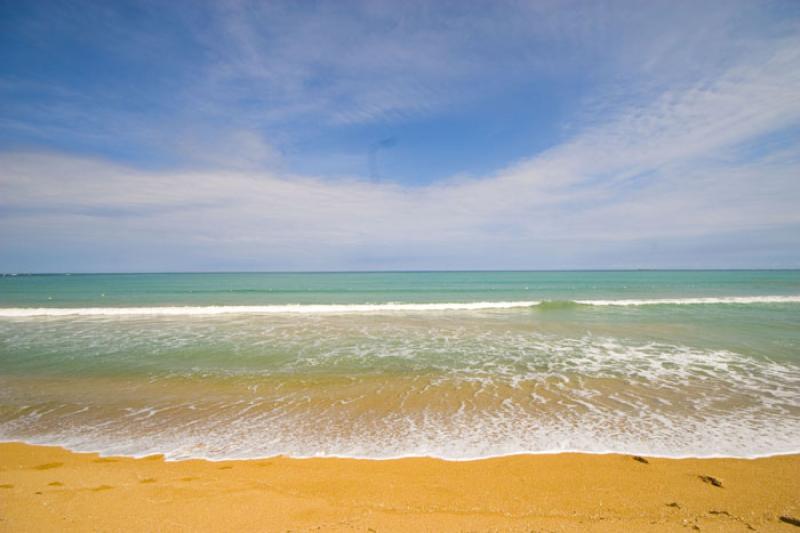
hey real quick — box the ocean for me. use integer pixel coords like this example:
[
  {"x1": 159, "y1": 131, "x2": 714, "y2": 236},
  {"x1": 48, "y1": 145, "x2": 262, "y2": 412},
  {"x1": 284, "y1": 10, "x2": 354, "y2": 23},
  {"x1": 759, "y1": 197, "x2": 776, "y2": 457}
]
[{"x1": 1, "y1": 271, "x2": 798, "y2": 460}]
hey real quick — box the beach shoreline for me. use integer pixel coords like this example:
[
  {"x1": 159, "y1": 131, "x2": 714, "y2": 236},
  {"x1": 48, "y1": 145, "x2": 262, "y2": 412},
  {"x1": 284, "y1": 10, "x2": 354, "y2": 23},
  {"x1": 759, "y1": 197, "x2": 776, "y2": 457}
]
[{"x1": 1, "y1": 442, "x2": 798, "y2": 531}]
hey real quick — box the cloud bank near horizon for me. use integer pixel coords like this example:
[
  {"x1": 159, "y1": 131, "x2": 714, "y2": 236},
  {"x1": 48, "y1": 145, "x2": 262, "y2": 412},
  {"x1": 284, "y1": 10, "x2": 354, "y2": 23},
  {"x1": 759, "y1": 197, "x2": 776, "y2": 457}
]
[{"x1": 1, "y1": 1, "x2": 799, "y2": 271}]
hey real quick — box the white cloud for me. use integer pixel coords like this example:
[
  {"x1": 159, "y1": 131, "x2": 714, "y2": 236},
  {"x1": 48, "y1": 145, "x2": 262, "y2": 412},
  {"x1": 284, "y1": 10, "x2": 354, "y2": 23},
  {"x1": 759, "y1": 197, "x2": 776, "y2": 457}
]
[
  {"x1": 2, "y1": 1, "x2": 799, "y2": 270},
  {"x1": 2, "y1": 28, "x2": 800, "y2": 271}
]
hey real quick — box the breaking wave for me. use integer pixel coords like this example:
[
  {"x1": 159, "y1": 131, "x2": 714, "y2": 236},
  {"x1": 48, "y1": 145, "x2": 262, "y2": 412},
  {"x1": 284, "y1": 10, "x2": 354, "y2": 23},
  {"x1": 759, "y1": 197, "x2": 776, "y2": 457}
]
[{"x1": 1, "y1": 295, "x2": 799, "y2": 317}]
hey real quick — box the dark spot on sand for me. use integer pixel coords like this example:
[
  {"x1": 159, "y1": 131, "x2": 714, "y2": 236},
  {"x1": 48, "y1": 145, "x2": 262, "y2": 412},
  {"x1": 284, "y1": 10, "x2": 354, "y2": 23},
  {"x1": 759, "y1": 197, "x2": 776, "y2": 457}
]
[
  {"x1": 33, "y1": 462, "x2": 63, "y2": 470},
  {"x1": 698, "y1": 475, "x2": 723, "y2": 488},
  {"x1": 632, "y1": 455, "x2": 649, "y2": 464},
  {"x1": 90, "y1": 484, "x2": 114, "y2": 491},
  {"x1": 48, "y1": 481, "x2": 63, "y2": 487},
  {"x1": 139, "y1": 478, "x2": 156, "y2": 484},
  {"x1": 708, "y1": 510, "x2": 755, "y2": 530},
  {"x1": 93, "y1": 458, "x2": 119, "y2": 463},
  {"x1": 0, "y1": 484, "x2": 13, "y2": 489},
  {"x1": 666, "y1": 502, "x2": 680, "y2": 509},
  {"x1": 179, "y1": 476, "x2": 198, "y2": 482},
  {"x1": 35, "y1": 491, "x2": 42, "y2": 495},
  {"x1": 780, "y1": 516, "x2": 800, "y2": 527},
  {"x1": 218, "y1": 466, "x2": 233, "y2": 470},
  {"x1": 257, "y1": 462, "x2": 273, "y2": 467}
]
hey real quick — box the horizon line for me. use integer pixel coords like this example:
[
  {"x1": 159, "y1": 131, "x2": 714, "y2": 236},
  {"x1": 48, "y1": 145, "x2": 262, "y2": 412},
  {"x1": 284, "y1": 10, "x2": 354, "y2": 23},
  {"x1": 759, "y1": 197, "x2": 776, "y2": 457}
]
[{"x1": 3, "y1": 268, "x2": 800, "y2": 276}]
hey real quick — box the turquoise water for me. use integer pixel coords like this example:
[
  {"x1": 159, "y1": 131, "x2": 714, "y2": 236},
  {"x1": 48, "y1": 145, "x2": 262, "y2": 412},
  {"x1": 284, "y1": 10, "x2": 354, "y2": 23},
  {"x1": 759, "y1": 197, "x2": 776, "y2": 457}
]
[
  {"x1": 2, "y1": 270, "x2": 800, "y2": 307},
  {"x1": 1, "y1": 271, "x2": 799, "y2": 459}
]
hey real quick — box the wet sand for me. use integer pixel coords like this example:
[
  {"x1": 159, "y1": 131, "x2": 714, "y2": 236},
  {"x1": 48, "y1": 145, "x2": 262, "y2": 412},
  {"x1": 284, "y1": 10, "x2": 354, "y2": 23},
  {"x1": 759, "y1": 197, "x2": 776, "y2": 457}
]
[{"x1": 0, "y1": 442, "x2": 798, "y2": 532}]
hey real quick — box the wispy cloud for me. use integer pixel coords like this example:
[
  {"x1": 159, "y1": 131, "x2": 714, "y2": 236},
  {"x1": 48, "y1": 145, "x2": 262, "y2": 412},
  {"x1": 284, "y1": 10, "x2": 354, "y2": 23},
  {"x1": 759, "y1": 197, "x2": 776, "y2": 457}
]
[
  {"x1": 3, "y1": 26, "x2": 800, "y2": 270},
  {"x1": 4, "y1": 0, "x2": 783, "y2": 168},
  {"x1": 1, "y1": 1, "x2": 799, "y2": 270}
]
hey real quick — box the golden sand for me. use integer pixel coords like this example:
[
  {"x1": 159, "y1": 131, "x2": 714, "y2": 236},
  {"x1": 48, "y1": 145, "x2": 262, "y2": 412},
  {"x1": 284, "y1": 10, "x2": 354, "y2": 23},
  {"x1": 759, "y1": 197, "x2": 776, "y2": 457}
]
[{"x1": 0, "y1": 443, "x2": 798, "y2": 532}]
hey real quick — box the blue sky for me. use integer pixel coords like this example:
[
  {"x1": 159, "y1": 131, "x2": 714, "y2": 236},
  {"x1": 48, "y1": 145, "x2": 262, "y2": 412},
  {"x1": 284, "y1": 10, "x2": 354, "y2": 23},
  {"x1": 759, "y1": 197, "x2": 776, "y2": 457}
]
[{"x1": 1, "y1": 0, "x2": 800, "y2": 271}]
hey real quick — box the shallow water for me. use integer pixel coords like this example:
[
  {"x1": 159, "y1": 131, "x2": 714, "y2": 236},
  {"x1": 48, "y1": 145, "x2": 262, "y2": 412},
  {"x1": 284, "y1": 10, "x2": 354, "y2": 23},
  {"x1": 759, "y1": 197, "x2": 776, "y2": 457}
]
[{"x1": 1, "y1": 271, "x2": 799, "y2": 459}]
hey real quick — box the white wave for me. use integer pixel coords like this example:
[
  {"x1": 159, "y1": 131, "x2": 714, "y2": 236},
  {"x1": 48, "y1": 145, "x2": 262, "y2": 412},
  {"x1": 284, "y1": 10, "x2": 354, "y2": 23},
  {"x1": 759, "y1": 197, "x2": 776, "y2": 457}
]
[
  {"x1": 0, "y1": 295, "x2": 799, "y2": 317},
  {"x1": 0, "y1": 301, "x2": 540, "y2": 317},
  {"x1": 576, "y1": 295, "x2": 800, "y2": 306}
]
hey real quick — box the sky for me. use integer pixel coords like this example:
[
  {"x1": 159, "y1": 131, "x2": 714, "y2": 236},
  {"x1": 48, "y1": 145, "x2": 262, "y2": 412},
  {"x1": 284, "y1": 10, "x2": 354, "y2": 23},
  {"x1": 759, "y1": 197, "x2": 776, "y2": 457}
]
[{"x1": 1, "y1": 0, "x2": 799, "y2": 272}]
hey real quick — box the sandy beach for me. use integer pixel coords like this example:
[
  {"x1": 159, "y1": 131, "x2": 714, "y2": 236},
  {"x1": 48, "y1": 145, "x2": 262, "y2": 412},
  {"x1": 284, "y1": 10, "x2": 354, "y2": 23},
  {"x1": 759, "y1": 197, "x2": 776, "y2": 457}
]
[
  {"x1": 0, "y1": 443, "x2": 797, "y2": 532},
  {"x1": 3, "y1": 0, "x2": 800, "y2": 528}
]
